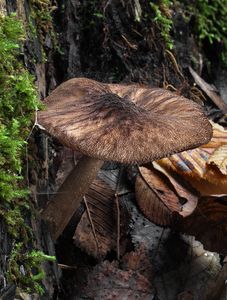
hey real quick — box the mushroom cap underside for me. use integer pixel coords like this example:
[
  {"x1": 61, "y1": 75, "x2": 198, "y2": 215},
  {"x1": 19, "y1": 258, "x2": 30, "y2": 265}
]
[{"x1": 38, "y1": 78, "x2": 212, "y2": 164}]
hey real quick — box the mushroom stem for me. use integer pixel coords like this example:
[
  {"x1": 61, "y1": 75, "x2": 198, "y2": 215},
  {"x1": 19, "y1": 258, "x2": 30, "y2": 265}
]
[{"x1": 41, "y1": 156, "x2": 104, "y2": 240}]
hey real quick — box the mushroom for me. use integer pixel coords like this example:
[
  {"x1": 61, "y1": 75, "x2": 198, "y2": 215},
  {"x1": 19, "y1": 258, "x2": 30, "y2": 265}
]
[{"x1": 38, "y1": 77, "x2": 212, "y2": 240}]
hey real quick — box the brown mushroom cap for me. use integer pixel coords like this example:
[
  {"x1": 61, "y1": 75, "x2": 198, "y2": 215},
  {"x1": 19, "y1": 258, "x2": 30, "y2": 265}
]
[{"x1": 38, "y1": 77, "x2": 212, "y2": 164}]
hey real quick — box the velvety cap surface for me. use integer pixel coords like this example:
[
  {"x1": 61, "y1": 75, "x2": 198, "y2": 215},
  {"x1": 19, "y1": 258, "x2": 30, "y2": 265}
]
[{"x1": 38, "y1": 78, "x2": 212, "y2": 164}]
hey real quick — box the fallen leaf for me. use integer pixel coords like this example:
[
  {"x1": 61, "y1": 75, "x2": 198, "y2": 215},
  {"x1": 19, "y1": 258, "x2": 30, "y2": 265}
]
[
  {"x1": 152, "y1": 162, "x2": 198, "y2": 217},
  {"x1": 135, "y1": 166, "x2": 198, "y2": 226},
  {"x1": 202, "y1": 122, "x2": 227, "y2": 153},
  {"x1": 157, "y1": 122, "x2": 227, "y2": 195},
  {"x1": 207, "y1": 144, "x2": 227, "y2": 175},
  {"x1": 158, "y1": 148, "x2": 208, "y2": 178},
  {"x1": 136, "y1": 166, "x2": 178, "y2": 226},
  {"x1": 73, "y1": 169, "x2": 130, "y2": 258},
  {"x1": 177, "y1": 196, "x2": 227, "y2": 254},
  {"x1": 73, "y1": 170, "x2": 118, "y2": 258}
]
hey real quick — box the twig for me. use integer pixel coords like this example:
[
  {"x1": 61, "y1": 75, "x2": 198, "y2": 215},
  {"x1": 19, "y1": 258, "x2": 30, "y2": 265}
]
[
  {"x1": 121, "y1": 34, "x2": 137, "y2": 50},
  {"x1": 191, "y1": 86, "x2": 207, "y2": 102},
  {"x1": 44, "y1": 136, "x2": 49, "y2": 181},
  {"x1": 165, "y1": 49, "x2": 185, "y2": 80},
  {"x1": 115, "y1": 193, "x2": 120, "y2": 261},
  {"x1": 162, "y1": 63, "x2": 177, "y2": 91},
  {"x1": 26, "y1": 107, "x2": 46, "y2": 143},
  {"x1": 25, "y1": 107, "x2": 46, "y2": 186},
  {"x1": 132, "y1": 28, "x2": 143, "y2": 37},
  {"x1": 83, "y1": 196, "x2": 99, "y2": 257},
  {"x1": 25, "y1": 107, "x2": 38, "y2": 187},
  {"x1": 189, "y1": 66, "x2": 227, "y2": 113},
  {"x1": 114, "y1": 167, "x2": 124, "y2": 261},
  {"x1": 58, "y1": 263, "x2": 77, "y2": 270},
  {"x1": 103, "y1": 0, "x2": 112, "y2": 15}
]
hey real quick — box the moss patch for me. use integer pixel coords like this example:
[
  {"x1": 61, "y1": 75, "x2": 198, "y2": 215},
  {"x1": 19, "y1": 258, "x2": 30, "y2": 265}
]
[
  {"x1": 0, "y1": 13, "x2": 54, "y2": 294},
  {"x1": 29, "y1": 0, "x2": 58, "y2": 61},
  {"x1": 181, "y1": 0, "x2": 227, "y2": 65},
  {"x1": 150, "y1": 0, "x2": 173, "y2": 50}
]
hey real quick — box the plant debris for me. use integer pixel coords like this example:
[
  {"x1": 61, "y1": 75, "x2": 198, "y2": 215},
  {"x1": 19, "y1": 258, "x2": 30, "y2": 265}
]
[{"x1": 135, "y1": 165, "x2": 198, "y2": 225}]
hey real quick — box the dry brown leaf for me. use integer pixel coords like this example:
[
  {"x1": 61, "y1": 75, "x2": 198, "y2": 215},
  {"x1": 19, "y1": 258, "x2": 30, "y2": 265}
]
[
  {"x1": 136, "y1": 166, "x2": 179, "y2": 226},
  {"x1": 158, "y1": 148, "x2": 208, "y2": 178},
  {"x1": 158, "y1": 152, "x2": 227, "y2": 195},
  {"x1": 182, "y1": 176, "x2": 227, "y2": 195},
  {"x1": 135, "y1": 166, "x2": 198, "y2": 226},
  {"x1": 73, "y1": 170, "x2": 119, "y2": 258},
  {"x1": 157, "y1": 122, "x2": 227, "y2": 195},
  {"x1": 202, "y1": 122, "x2": 227, "y2": 153},
  {"x1": 81, "y1": 261, "x2": 154, "y2": 299},
  {"x1": 177, "y1": 196, "x2": 227, "y2": 254},
  {"x1": 152, "y1": 162, "x2": 198, "y2": 217},
  {"x1": 73, "y1": 169, "x2": 130, "y2": 258},
  {"x1": 207, "y1": 145, "x2": 227, "y2": 175}
]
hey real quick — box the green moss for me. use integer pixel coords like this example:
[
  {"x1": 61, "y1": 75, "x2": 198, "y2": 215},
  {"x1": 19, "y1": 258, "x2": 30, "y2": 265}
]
[
  {"x1": 29, "y1": 0, "x2": 57, "y2": 61},
  {"x1": 181, "y1": 0, "x2": 227, "y2": 64},
  {"x1": 149, "y1": 0, "x2": 227, "y2": 63},
  {"x1": 8, "y1": 243, "x2": 55, "y2": 295},
  {"x1": 0, "y1": 13, "x2": 55, "y2": 294},
  {"x1": 150, "y1": 0, "x2": 174, "y2": 50}
]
